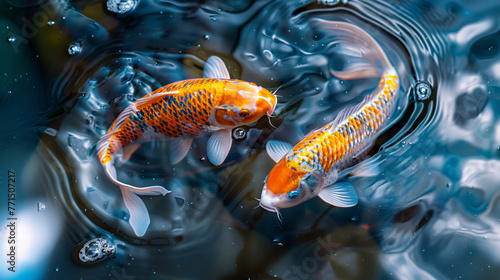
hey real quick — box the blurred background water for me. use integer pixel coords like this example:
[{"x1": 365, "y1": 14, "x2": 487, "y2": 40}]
[{"x1": 1, "y1": 0, "x2": 500, "y2": 279}]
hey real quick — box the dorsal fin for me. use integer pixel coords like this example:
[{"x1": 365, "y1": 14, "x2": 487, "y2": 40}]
[
  {"x1": 329, "y1": 95, "x2": 372, "y2": 129},
  {"x1": 135, "y1": 91, "x2": 179, "y2": 109},
  {"x1": 203, "y1": 56, "x2": 230, "y2": 79}
]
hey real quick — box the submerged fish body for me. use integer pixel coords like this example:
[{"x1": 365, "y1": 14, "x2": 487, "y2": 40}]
[
  {"x1": 259, "y1": 20, "x2": 400, "y2": 214},
  {"x1": 97, "y1": 56, "x2": 276, "y2": 236}
]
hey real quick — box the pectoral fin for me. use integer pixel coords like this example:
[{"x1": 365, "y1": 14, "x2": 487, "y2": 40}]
[
  {"x1": 169, "y1": 138, "x2": 193, "y2": 164},
  {"x1": 266, "y1": 140, "x2": 293, "y2": 163},
  {"x1": 121, "y1": 143, "x2": 142, "y2": 162},
  {"x1": 318, "y1": 182, "x2": 358, "y2": 207},
  {"x1": 207, "y1": 129, "x2": 232, "y2": 165},
  {"x1": 350, "y1": 160, "x2": 381, "y2": 177}
]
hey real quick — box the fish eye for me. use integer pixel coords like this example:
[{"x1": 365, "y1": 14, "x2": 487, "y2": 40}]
[
  {"x1": 288, "y1": 190, "x2": 299, "y2": 200},
  {"x1": 239, "y1": 110, "x2": 250, "y2": 118}
]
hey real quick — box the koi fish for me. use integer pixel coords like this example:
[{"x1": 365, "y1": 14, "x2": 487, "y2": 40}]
[
  {"x1": 97, "y1": 56, "x2": 277, "y2": 236},
  {"x1": 259, "y1": 20, "x2": 399, "y2": 215}
]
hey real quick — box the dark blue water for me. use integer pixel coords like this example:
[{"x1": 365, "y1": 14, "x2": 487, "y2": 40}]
[{"x1": 1, "y1": 0, "x2": 500, "y2": 279}]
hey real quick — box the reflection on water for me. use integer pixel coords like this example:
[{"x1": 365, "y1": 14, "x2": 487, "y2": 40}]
[{"x1": 2, "y1": 0, "x2": 500, "y2": 279}]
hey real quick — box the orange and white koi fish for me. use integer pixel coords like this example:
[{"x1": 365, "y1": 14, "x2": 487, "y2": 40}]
[
  {"x1": 97, "y1": 56, "x2": 277, "y2": 236},
  {"x1": 259, "y1": 20, "x2": 399, "y2": 215}
]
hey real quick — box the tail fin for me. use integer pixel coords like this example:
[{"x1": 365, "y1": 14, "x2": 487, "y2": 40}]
[
  {"x1": 311, "y1": 19, "x2": 392, "y2": 80},
  {"x1": 104, "y1": 162, "x2": 170, "y2": 236}
]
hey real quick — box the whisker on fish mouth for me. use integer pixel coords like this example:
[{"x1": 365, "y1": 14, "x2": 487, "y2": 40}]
[
  {"x1": 267, "y1": 112, "x2": 276, "y2": 128},
  {"x1": 259, "y1": 202, "x2": 283, "y2": 224},
  {"x1": 272, "y1": 85, "x2": 282, "y2": 96},
  {"x1": 276, "y1": 210, "x2": 283, "y2": 224},
  {"x1": 259, "y1": 202, "x2": 275, "y2": 212},
  {"x1": 253, "y1": 198, "x2": 262, "y2": 209}
]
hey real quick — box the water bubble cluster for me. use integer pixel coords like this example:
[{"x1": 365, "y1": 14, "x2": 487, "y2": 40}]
[
  {"x1": 415, "y1": 81, "x2": 432, "y2": 101},
  {"x1": 78, "y1": 238, "x2": 115, "y2": 263},
  {"x1": 68, "y1": 42, "x2": 82, "y2": 55},
  {"x1": 232, "y1": 128, "x2": 247, "y2": 141},
  {"x1": 317, "y1": 0, "x2": 348, "y2": 5},
  {"x1": 106, "y1": 0, "x2": 139, "y2": 14}
]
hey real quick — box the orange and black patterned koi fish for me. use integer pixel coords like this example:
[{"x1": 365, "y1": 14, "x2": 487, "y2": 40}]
[
  {"x1": 259, "y1": 20, "x2": 399, "y2": 216},
  {"x1": 97, "y1": 56, "x2": 276, "y2": 236}
]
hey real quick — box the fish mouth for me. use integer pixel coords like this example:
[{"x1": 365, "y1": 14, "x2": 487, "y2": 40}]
[
  {"x1": 259, "y1": 201, "x2": 278, "y2": 213},
  {"x1": 258, "y1": 90, "x2": 277, "y2": 114}
]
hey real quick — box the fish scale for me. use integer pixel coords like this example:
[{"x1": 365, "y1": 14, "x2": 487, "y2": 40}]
[
  {"x1": 140, "y1": 79, "x2": 222, "y2": 136},
  {"x1": 100, "y1": 78, "x2": 226, "y2": 164}
]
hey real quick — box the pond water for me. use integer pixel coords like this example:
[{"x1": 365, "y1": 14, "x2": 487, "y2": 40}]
[{"x1": 1, "y1": 0, "x2": 500, "y2": 279}]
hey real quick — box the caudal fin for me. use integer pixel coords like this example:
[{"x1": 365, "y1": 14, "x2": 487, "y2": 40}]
[
  {"x1": 103, "y1": 162, "x2": 170, "y2": 236},
  {"x1": 311, "y1": 19, "x2": 393, "y2": 80}
]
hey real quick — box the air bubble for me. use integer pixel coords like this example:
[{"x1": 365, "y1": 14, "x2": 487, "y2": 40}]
[
  {"x1": 6, "y1": 36, "x2": 16, "y2": 42},
  {"x1": 415, "y1": 82, "x2": 432, "y2": 101},
  {"x1": 232, "y1": 128, "x2": 247, "y2": 141},
  {"x1": 68, "y1": 42, "x2": 82, "y2": 55},
  {"x1": 106, "y1": 0, "x2": 139, "y2": 14},
  {"x1": 78, "y1": 238, "x2": 115, "y2": 264},
  {"x1": 317, "y1": 0, "x2": 348, "y2": 5},
  {"x1": 47, "y1": 21, "x2": 55, "y2": 26}
]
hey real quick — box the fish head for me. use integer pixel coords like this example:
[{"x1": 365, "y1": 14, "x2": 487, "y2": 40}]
[
  {"x1": 259, "y1": 159, "x2": 324, "y2": 212},
  {"x1": 212, "y1": 81, "x2": 276, "y2": 128}
]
